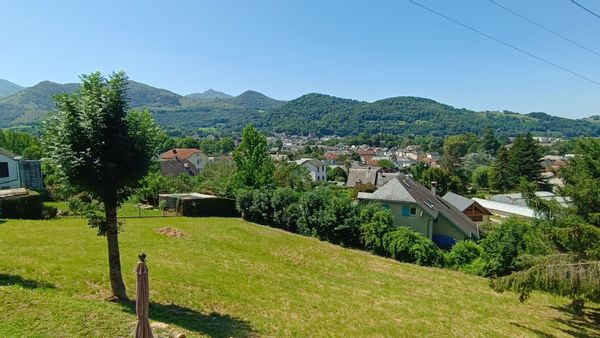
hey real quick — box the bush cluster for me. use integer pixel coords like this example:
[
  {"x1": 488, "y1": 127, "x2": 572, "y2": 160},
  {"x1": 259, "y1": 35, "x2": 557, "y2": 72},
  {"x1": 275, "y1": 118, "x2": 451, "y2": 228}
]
[
  {"x1": 236, "y1": 186, "x2": 449, "y2": 267},
  {"x1": 0, "y1": 190, "x2": 44, "y2": 219},
  {"x1": 236, "y1": 187, "x2": 536, "y2": 274}
]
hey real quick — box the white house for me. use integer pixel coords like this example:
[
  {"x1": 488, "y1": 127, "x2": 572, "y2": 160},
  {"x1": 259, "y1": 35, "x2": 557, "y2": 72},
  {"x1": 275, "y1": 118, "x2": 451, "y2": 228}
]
[
  {"x1": 295, "y1": 158, "x2": 327, "y2": 182},
  {"x1": 0, "y1": 148, "x2": 43, "y2": 191},
  {"x1": 159, "y1": 148, "x2": 209, "y2": 174}
]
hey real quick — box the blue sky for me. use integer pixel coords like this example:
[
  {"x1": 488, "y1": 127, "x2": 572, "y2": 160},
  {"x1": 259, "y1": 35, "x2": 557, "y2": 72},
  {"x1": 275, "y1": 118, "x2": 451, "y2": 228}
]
[{"x1": 1, "y1": 0, "x2": 599, "y2": 118}]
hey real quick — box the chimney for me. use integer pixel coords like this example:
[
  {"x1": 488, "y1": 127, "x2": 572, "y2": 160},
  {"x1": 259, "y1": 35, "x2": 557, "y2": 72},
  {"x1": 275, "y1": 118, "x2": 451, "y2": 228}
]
[{"x1": 431, "y1": 181, "x2": 437, "y2": 195}]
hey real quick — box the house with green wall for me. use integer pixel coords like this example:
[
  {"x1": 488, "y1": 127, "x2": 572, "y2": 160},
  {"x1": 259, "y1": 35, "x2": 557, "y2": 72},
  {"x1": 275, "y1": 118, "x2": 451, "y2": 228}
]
[{"x1": 358, "y1": 174, "x2": 480, "y2": 243}]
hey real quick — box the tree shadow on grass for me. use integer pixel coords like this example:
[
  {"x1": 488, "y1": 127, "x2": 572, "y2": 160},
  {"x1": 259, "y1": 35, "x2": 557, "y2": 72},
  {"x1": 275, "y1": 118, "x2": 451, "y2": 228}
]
[
  {"x1": 0, "y1": 274, "x2": 55, "y2": 289},
  {"x1": 550, "y1": 305, "x2": 600, "y2": 338},
  {"x1": 120, "y1": 301, "x2": 255, "y2": 338}
]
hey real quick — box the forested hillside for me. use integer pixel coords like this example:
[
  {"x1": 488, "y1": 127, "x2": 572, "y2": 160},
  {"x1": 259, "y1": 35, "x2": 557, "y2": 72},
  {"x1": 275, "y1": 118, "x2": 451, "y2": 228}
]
[
  {"x1": 0, "y1": 79, "x2": 597, "y2": 137},
  {"x1": 0, "y1": 79, "x2": 23, "y2": 97}
]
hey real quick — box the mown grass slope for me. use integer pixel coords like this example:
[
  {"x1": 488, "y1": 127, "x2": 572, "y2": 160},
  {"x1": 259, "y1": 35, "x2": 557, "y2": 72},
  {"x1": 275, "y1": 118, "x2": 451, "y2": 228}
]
[{"x1": 0, "y1": 216, "x2": 598, "y2": 337}]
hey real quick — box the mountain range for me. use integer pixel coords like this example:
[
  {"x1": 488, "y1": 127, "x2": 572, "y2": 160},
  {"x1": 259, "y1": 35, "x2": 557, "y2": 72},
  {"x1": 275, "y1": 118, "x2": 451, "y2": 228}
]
[
  {"x1": 0, "y1": 79, "x2": 23, "y2": 97},
  {"x1": 0, "y1": 78, "x2": 598, "y2": 137}
]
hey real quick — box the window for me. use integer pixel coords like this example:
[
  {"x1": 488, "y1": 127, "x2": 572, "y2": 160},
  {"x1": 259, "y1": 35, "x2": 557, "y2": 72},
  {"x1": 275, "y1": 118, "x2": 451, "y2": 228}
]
[
  {"x1": 0, "y1": 162, "x2": 8, "y2": 178},
  {"x1": 402, "y1": 206, "x2": 410, "y2": 216},
  {"x1": 402, "y1": 206, "x2": 417, "y2": 217}
]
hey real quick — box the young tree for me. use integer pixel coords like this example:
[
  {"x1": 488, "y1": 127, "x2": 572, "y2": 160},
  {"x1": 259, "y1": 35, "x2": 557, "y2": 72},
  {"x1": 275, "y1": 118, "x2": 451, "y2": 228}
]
[
  {"x1": 232, "y1": 124, "x2": 275, "y2": 190},
  {"x1": 42, "y1": 72, "x2": 160, "y2": 300}
]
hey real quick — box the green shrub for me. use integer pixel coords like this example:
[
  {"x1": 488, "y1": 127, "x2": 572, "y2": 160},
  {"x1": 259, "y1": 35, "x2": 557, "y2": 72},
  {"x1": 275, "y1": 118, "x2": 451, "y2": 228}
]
[
  {"x1": 0, "y1": 191, "x2": 43, "y2": 219},
  {"x1": 68, "y1": 193, "x2": 102, "y2": 217},
  {"x1": 446, "y1": 241, "x2": 483, "y2": 273},
  {"x1": 42, "y1": 205, "x2": 58, "y2": 219},
  {"x1": 359, "y1": 205, "x2": 394, "y2": 255},
  {"x1": 383, "y1": 227, "x2": 445, "y2": 267},
  {"x1": 271, "y1": 188, "x2": 300, "y2": 230},
  {"x1": 479, "y1": 218, "x2": 531, "y2": 277},
  {"x1": 235, "y1": 188, "x2": 273, "y2": 224},
  {"x1": 297, "y1": 188, "x2": 361, "y2": 247}
]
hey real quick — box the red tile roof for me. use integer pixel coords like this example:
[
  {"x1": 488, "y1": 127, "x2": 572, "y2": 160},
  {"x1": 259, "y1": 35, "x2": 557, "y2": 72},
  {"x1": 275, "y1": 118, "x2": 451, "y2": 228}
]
[{"x1": 160, "y1": 148, "x2": 202, "y2": 160}]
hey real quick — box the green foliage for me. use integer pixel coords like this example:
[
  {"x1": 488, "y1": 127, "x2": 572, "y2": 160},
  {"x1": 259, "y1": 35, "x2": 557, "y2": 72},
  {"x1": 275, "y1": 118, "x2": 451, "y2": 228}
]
[
  {"x1": 419, "y1": 167, "x2": 464, "y2": 195},
  {"x1": 481, "y1": 128, "x2": 500, "y2": 155},
  {"x1": 471, "y1": 166, "x2": 490, "y2": 190},
  {"x1": 0, "y1": 129, "x2": 41, "y2": 157},
  {"x1": 271, "y1": 187, "x2": 301, "y2": 231},
  {"x1": 42, "y1": 71, "x2": 161, "y2": 206},
  {"x1": 359, "y1": 204, "x2": 394, "y2": 255},
  {"x1": 479, "y1": 218, "x2": 531, "y2": 277},
  {"x1": 196, "y1": 160, "x2": 237, "y2": 197},
  {"x1": 410, "y1": 162, "x2": 429, "y2": 182},
  {"x1": 0, "y1": 191, "x2": 43, "y2": 219},
  {"x1": 42, "y1": 204, "x2": 58, "y2": 219},
  {"x1": 446, "y1": 241, "x2": 483, "y2": 273},
  {"x1": 134, "y1": 171, "x2": 171, "y2": 205},
  {"x1": 442, "y1": 134, "x2": 469, "y2": 172},
  {"x1": 273, "y1": 161, "x2": 312, "y2": 191},
  {"x1": 376, "y1": 159, "x2": 395, "y2": 169},
  {"x1": 489, "y1": 147, "x2": 512, "y2": 192},
  {"x1": 328, "y1": 166, "x2": 348, "y2": 182},
  {"x1": 560, "y1": 137, "x2": 600, "y2": 226},
  {"x1": 382, "y1": 227, "x2": 445, "y2": 267},
  {"x1": 235, "y1": 188, "x2": 274, "y2": 225},
  {"x1": 232, "y1": 124, "x2": 275, "y2": 191},
  {"x1": 297, "y1": 188, "x2": 361, "y2": 247},
  {"x1": 509, "y1": 133, "x2": 544, "y2": 186}
]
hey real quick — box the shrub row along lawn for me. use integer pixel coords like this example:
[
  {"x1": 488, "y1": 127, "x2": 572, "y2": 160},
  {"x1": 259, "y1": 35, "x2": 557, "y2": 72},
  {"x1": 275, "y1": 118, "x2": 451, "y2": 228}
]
[{"x1": 0, "y1": 216, "x2": 598, "y2": 337}]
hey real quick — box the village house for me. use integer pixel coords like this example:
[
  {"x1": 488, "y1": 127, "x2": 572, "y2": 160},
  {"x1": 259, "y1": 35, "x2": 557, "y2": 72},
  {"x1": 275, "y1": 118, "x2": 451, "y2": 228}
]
[
  {"x1": 442, "y1": 192, "x2": 492, "y2": 225},
  {"x1": 346, "y1": 166, "x2": 381, "y2": 188},
  {"x1": 0, "y1": 148, "x2": 43, "y2": 191},
  {"x1": 295, "y1": 158, "x2": 327, "y2": 181},
  {"x1": 159, "y1": 148, "x2": 209, "y2": 176},
  {"x1": 358, "y1": 175, "x2": 480, "y2": 246}
]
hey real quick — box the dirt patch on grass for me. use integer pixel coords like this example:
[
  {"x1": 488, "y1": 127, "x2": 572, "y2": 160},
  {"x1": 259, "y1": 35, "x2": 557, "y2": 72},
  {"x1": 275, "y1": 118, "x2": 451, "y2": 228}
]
[{"x1": 155, "y1": 227, "x2": 186, "y2": 238}]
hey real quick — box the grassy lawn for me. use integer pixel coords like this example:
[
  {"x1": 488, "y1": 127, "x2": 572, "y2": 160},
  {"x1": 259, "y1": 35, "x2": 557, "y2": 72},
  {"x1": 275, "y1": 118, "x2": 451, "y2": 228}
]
[{"x1": 0, "y1": 216, "x2": 598, "y2": 337}]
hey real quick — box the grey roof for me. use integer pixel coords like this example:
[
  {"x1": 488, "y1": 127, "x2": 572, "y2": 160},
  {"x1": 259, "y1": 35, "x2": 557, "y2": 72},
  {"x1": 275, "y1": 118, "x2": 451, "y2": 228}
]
[
  {"x1": 358, "y1": 174, "x2": 479, "y2": 239},
  {"x1": 0, "y1": 148, "x2": 19, "y2": 159},
  {"x1": 346, "y1": 167, "x2": 381, "y2": 187},
  {"x1": 472, "y1": 198, "x2": 536, "y2": 218},
  {"x1": 159, "y1": 159, "x2": 199, "y2": 177},
  {"x1": 442, "y1": 192, "x2": 474, "y2": 212},
  {"x1": 376, "y1": 172, "x2": 401, "y2": 187},
  {"x1": 490, "y1": 191, "x2": 569, "y2": 207},
  {"x1": 296, "y1": 158, "x2": 326, "y2": 167}
]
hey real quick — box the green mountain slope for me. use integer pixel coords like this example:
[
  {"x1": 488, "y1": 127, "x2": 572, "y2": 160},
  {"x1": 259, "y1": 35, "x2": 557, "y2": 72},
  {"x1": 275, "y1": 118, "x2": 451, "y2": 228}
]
[
  {"x1": 228, "y1": 90, "x2": 285, "y2": 110},
  {"x1": 263, "y1": 95, "x2": 599, "y2": 137},
  {"x1": 185, "y1": 89, "x2": 233, "y2": 100},
  {"x1": 0, "y1": 79, "x2": 23, "y2": 97},
  {"x1": 0, "y1": 79, "x2": 597, "y2": 137},
  {"x1": 0, "y1": 215, "x2": 595, "y2": 337}
]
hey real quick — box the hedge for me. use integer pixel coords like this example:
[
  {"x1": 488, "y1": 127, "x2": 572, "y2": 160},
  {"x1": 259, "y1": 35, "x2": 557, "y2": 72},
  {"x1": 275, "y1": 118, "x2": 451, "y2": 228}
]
[{"x1": 0, "y1": 190, "x2": 44, "y2": 219}]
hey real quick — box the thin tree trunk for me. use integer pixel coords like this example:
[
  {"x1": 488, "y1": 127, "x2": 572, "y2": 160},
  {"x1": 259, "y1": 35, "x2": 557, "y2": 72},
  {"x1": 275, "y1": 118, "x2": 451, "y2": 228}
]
[{"x1": 105, "y1": 199, "x2": 128, "y2": 301}]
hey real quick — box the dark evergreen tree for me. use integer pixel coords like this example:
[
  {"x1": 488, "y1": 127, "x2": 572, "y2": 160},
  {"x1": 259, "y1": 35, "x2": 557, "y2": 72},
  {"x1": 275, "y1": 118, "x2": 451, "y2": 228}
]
[
  {"x1": 489, "y1": 147, "x2": 512, "y2": 192},
  {"x1": 481, "y1": 128, "x2": 500, "y2": 155},
  {"x1": 508, "y1": 134, "x2": 543, "y2": 186}
]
